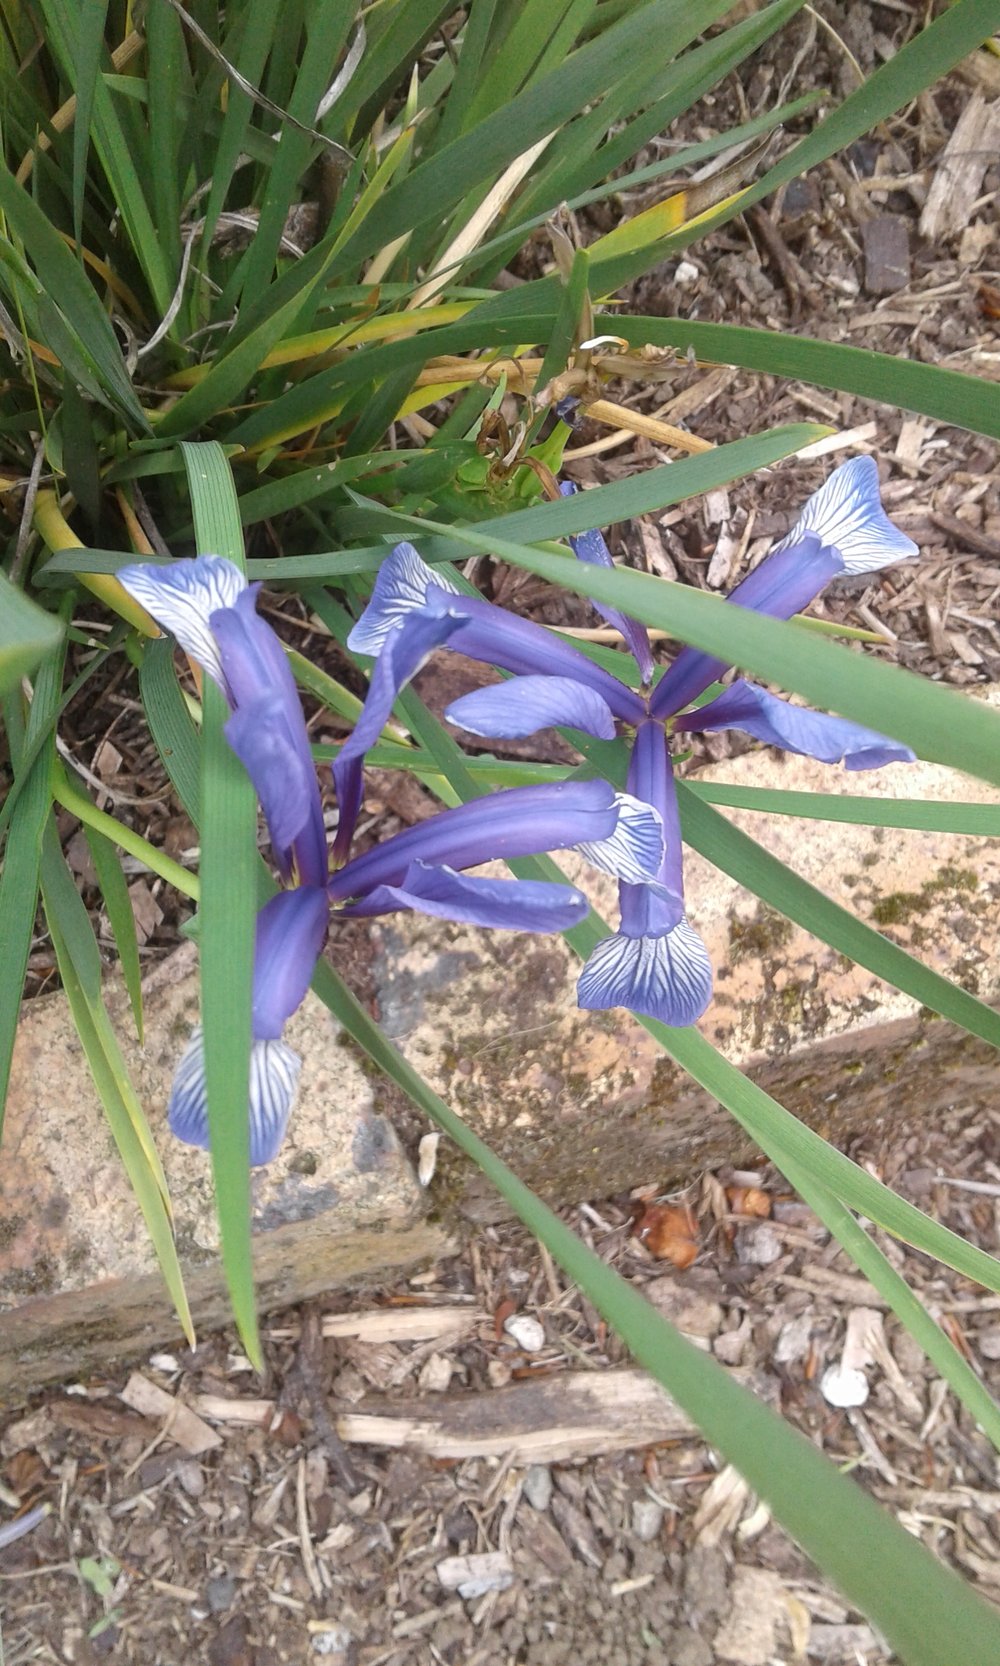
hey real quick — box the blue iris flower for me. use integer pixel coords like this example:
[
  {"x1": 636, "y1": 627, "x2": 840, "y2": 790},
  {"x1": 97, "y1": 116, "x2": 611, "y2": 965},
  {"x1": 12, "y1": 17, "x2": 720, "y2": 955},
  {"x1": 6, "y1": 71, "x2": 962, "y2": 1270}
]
[
  {"x1": 120, "y1": 558, "x2": 665, "y2": 1162},
  {"x1": 347, "y1": 457, "x2": 919, "y2": 1030}
]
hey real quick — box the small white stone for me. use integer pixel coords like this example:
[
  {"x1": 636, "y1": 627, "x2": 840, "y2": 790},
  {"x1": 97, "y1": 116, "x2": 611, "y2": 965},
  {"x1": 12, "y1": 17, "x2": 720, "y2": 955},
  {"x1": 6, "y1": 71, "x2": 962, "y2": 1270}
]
[
  {"x1": 503, "y1": 1313, "x2": 545, "y2": 1353},
  {"x1": 312, "y1": 1624, "x2": 353, "y2": 1656},
  {"x1": 417, "y1": 1353, "x2": 453, "y2": 1394},
  {"x1": 437, "y1": 1551, "x2": 515, "y2": 1599},
  {"x1": 630, "y1": 1499, "x2": 663, "y2": 1542},
  {"x1": 523, "y1": 1465, "x2": 553, "y2": 1511},
  {"x1": 821, "y1": 1364, "x2": 869, "y2": 1409},
  {"x1": 674, "y1": 260, "x2": 699, "y2": 286},
  {"x1": 417, "y1": 1132, "x2": 440, "y2": 1187}
]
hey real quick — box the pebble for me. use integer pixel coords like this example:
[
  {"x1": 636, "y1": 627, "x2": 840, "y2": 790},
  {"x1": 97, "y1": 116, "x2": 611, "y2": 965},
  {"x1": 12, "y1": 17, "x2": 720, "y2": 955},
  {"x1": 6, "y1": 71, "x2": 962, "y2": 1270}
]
[
  {"x1": 175, "y1": 1459, "x2": 205, "y2": 1498},
  {"x1": 311, "y1": 1624, "x2": 353, "y2": 1657},
  {"x1": 820, "y1": 1364, "x2": 869, "y2": 1409},
  {"x1": 205, "y1": 1574, "x2": 235, "y2": 1615},
  {"x1": 630, "y1": 1498, "x2": 663, "y2": 1543},
  {"x1": 523, "y1": 1465, "x2": 553, "y2": 1512},
  {"x1": 503, "y1": 1314, "x2": 546, "y2": 1353},
  {"x1": 437, "y1": 1551, "x2": 515, "y2": 1599}
]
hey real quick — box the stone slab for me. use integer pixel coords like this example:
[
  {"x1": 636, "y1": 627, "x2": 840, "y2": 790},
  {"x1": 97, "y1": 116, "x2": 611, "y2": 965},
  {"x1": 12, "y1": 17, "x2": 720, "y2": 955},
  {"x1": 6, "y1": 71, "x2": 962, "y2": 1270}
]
[
  {"x1": 368, "y1": 724, "x2": 1000, "y2": 1216},
  {"x1": 1, "y1": 943, "x2": 447, "y2": 1399},
  {"x1": 3, "y1": 704, "x2": 999, "y2": 1390}
]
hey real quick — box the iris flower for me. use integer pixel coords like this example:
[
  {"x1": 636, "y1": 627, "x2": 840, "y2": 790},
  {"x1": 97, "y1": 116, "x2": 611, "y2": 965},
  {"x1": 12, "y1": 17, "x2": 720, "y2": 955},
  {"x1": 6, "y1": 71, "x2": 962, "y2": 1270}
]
[
  {"x1": 347, "y1": 457, "x2": 918, "y2": 1029},
  {"x1": 119, "y1": 559, "x2": 665, "y2": 1162}
]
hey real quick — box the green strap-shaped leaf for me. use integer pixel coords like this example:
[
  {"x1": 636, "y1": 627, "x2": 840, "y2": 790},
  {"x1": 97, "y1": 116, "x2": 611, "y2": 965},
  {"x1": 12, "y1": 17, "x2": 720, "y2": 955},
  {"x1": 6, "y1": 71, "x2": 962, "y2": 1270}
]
[
  {"x1": 0, "y1": 570, "x2": 64, "y2": 695},
  {"x1": 179, "y1": 440, "x2": 261, "y2": 1367}
]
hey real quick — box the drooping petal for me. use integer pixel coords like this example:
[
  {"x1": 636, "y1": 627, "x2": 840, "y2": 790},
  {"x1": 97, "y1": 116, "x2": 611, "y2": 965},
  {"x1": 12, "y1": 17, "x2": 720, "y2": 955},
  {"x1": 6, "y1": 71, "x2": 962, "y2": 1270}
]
[
  {"x1": 575, "y1": 791, "x2": 665, "y2": 885},
  {"x1": 333, "y1": 605, "x2": 466, "y2": 860},
  {"x1": 776, "y1": 455, "x2": 919, "y2": 575},
  {"x1": 226, "y1": 695, "x2": 328, "y2": 885},
  {"x1": 212, "y1": 589, "x2": 328, "y2": 886},
  {"x1": 329, "y1": 780, "x2": 623, "y2": 900},
  {"x1": 347, "y1": 542, "x2": 462, "y2": 655},
  {"x1": 251, "y1": 887, "x2": 329, "y2": 1041},
  {"x1": 577, "y1": 917, "x2": 713, "y2": 1027},
  {"x1": 676, "y1": 679, "x2": 916, "y2": 769},
  {"x1": 560, "y1": 481, "x2": 654, "y2": 682},
  {"x1": 649, "y1": 535, "x2": 841, "y2": 719},
  {"x1": 446, "y1": 675, "x2": 617, "y2": 741},
  {"x1": 342, "y1": 859, "x2": 589, "y2": 932},
  {"x1": 651, "y1": 462, "x2": 916, "y2": 721},
  {"x1": 117, "y1": 555, "x2": 247, "y2": 697},
  {"x1": 167, "y1": 1027, "x2": 304, "y2": 1166}
]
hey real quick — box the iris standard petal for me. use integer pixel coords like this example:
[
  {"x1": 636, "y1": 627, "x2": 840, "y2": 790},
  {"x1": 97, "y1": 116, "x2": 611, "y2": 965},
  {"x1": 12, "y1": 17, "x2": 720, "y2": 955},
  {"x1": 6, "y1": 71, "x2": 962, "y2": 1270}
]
[
  {"x1": 777, "y1": 456, "x2": 918, "y2": 574},
  {"x1": 225, "y1": 694, "x2": 328, "y2": 886},
  {"x1": 446, "y1": 592, "x2": 645, "y2": 722},
  {"x1": 333, "y1": 605, "x2": 466, "y2": 859},
  {"x1": 446, "y1": 675, "x2": 617, "y2": 740},
  {"x1": 167, "y1": 1026, "x2": 303, "y2": 1165},
  {"x1": 626, "y1": 721, "x2": 685, "y2": 899},
  {"x1": 577, "y1": 917, "x2": 713, "y2": 1027},
  {"x1": 329, "y1": 780, "x2": 622, "y2": 899},
  {"x1": 117, "y1": 555, "x2": 247, "y2": 697},
  {"x1": 342, "y1": 859, "x2": 590, "y2": 931},
  {"x1": 561, "y1": 481, "x2": 654, "y2": 682},
  {"x1": 348, "y1": 541, "x2": 462, "y2": 655},
  {"x1": 211, "y1": 587, "x2": 299, "y2": 710},
  {"x1": 251, "y1": 887, "x2": 329, "y2": 1041},
  {"x1": 676, "y1": 679, "x2": 917, "y2": 769}
]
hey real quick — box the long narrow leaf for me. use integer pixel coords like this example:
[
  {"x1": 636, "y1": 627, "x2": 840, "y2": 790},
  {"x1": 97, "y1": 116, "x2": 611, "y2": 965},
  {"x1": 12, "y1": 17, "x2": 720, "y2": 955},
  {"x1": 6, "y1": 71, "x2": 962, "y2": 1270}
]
[{"x1": 179, "y1": 440, "x2": 260, "y2": 1366}]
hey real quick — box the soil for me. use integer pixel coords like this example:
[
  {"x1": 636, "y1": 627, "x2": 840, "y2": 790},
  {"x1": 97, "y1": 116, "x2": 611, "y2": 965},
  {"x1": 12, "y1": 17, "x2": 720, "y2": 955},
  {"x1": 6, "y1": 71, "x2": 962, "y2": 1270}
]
[
  {"x1": 3, "y1": 1099, "x2": 1000, "y2": 1666},
  {"x1": 5, "y1": 3, "x2": 1000, "y2": 1662}
]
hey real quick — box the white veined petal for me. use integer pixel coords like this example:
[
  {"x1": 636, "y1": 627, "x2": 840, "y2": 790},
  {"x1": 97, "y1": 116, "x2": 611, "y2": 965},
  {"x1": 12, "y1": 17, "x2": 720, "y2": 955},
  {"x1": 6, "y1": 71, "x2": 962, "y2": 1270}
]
[
  {"x1": 166, "y1": 1026, "x2": 302, "y2": 1166},
  {"x1": 348, "y1": 542, "x2": 462, "y2": 656},
  {"x1": 118, "y1": 556, "x2": 247, "y2": 693},
  {"x1": 248, "y1": 1039, "x2": 302, "y2": 1165},
  {"x1": 167, "y1": 1026, "x2": 210, "y2": 1149},
  {"x1": 577, "y1": 920, "x2": 713, "y2": 1027},
  {"x1": 781, "y1": 456, "x2": 918, "y2": 574},
  {"x1": 575, "y1": 791, "x2": 664, "y2": 884}
]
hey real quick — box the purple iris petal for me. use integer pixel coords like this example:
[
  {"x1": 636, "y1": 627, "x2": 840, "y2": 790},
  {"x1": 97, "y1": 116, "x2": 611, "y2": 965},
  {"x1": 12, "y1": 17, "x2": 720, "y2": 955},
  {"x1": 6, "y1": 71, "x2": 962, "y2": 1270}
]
[
  {"x1": 212, "y1": 589, "x2": 327, "y2": 887},
  {"x1": 776, "y1": 456, "x2": 918, "y2": 574},
  {"x1": 446, "y1": 675, "x2": 617, "y2": 741},
  {"x1": 168, "y1": 887, "x2": 328, "y2": 1165},
  {"x1": 118, "y1": 554, "x2": 247, "y2": 697},
  {"x1": 333, "y1": 605, "x2": 466, "y2": 860},
  {"x1": 577, "y1": 916, "x2": 713, "y2": 1027},
  {"x1": 329, "y1": 780, "x2": 623, "y2": 900},
  {"x1": 251, "y1": 888, "x2": 329, "y2": 1040},
  {"x1": 676, "y1": 679, "x2": 916, "y2": 769},
  {"x1": 225, "y1": 694, "x2": 327, "y2": 886},
  {"x1": 560, "y1": 481, "x2": 654, "y2": 682},
  {"x1": 628, "y1": 720, "x2": 685, "y2": 898},
  {"x1": 341, "y1": 859, "x2": 589, "y2": 931},
  {"x1": 649, "y1": 534, "x2": 841, "y2": 719},
  {"x1": 168, "y1": 1028, "x2": 304, "y2": 1166},
  {"x1": 651, "y1": 461, "x2": 917, "y2": 721},
  {"x1": 443, "y1": 590, "x2": 645, "y2": 722},
  {"x1": 348, "y1": 541, "x2": 462, "y2": 656}
]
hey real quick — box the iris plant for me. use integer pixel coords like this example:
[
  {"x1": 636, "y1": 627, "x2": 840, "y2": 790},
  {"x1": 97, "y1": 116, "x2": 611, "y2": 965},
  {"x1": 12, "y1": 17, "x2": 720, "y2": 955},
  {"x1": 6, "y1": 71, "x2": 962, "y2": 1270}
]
[
  {"x1": 347, "y1": 457, "x2": 919, "y2": 1029},
  {"x1": 119, "y1": 559, "x2": 665, "y2": 1162}
]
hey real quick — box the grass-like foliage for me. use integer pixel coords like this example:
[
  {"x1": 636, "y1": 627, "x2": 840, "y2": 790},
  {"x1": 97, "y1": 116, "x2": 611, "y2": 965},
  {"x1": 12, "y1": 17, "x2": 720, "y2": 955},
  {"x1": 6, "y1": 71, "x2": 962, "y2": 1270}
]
[{"x1": 4, "y1": 4, "x2": 1000, "y2": 1660}]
